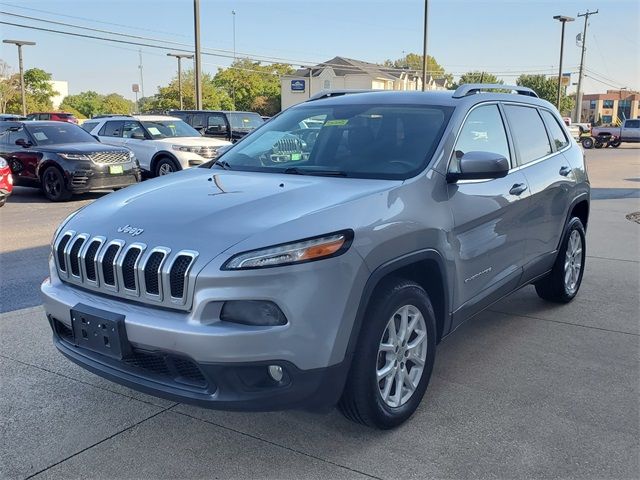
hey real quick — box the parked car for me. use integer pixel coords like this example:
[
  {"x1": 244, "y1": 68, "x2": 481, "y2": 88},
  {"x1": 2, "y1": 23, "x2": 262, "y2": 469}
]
[
  {"x1": 26, "y1": 112, "x2": 79, "y2": 124},
  {"x1": 83, "y1": 115, "x2": 231, "y2": 177},
  {"x1": 169, "y1": 110, "x2": 264, "y2": 143},
  {"x1": 591, "y1": 119, "x2": 640, "y2": 146},
  {"x1": 0, "y1": 114, "x2": 27, "y2": 121},
  {"x1": 0, "y1": 156, "x2": 13, "y2": 206},
  {"x1": 42, "y1": 85, "x2": 589, "y2": 429},
  {"x1": 0, "y1": 121, "x2": 140, "y2": 201}
]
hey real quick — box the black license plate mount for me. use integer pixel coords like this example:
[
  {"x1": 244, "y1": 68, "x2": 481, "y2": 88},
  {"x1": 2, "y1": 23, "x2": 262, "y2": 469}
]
[{"x1": 70, "y1": 304, "x2": 131, "y2": 360}]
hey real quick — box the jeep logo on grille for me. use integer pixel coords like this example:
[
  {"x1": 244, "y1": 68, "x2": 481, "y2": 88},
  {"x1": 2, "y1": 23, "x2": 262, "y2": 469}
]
[{"x1": 117, "y1": 225, "x2": 144, "y2": 237}]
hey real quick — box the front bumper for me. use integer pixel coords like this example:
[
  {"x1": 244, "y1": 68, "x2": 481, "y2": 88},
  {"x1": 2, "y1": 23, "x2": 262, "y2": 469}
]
[{"x1": 67, "y1": 164, "x2": 140, "y2": 193}]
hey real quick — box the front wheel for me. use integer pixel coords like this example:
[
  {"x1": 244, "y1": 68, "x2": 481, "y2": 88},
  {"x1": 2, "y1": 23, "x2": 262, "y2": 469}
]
[
  {"x1": 154, "y1": 157, "x2": 179, "y2": 177},
  {"x1": 339, "y1": 279, "x2": 437, "y2": 429},
  {"x1": 581, "y1": 137, "x2": 594, "y2": 149},
  {"x1": 41, "y1": 166, "x2": 71, "y2": 202},
  {"x1": 535, "y1": 217, "x2": 586, "y2": 303}
]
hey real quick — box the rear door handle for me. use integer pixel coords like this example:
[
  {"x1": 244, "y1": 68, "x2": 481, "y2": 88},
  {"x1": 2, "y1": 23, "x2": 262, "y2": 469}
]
[
  {"x1": 559, "y1": 166, "x2": 572, "y2": 176},
  {"x1": 509, "y1": 183, "x2": 527, "y2": 196}
]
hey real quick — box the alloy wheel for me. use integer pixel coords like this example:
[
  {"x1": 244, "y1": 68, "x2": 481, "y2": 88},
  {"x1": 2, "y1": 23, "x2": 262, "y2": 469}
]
[
  {"x1": 44, "y1": 170, "x2": 61, "y2": 198},
  {"x1": 376, "y1": 305, "x2": 428, "y2": 408},
  {"x1": 158, "y1": 163, "x2": 174, "y2": 175},
  {"x1": 564, "y1": 230, "x2": 583, "y2": 295}
]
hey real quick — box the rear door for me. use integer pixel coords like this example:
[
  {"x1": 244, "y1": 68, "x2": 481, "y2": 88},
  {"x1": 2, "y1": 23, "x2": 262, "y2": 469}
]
[
  {"x1": 503, "y1": 104, "x2": 574, "y2": 281},
  {"x1": 97, "y1": 121, "x2": 126, "y2": 147},
  {"x1": 1, "y1": 127, "x2": 40, "y2": 183},
  {"x1": 447, "y1": 103, "x2": 531, "y2": 325},
  {"x1": 205, "y1": 113, "x2": 229, "y2": 140}
]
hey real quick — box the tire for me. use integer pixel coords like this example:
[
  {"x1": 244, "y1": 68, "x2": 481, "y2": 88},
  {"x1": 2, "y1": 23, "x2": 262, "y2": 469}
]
[
  {"x1": 535, "y1": 217, "x2": 586, "y2": 303},
  {"x1": 594, "y1": 141, "x2": 603, "y2": 149},
  {"x1": 581, "y1": 137, "x2": 594, "y2": 149},
  {"x1": 41, "y1": 166, "x2": 72, "y2": 202},
  {"x1": 610, "y1": 140, "x2": 621, "y2": 148},
  {"x1": 154, "y1": 157, "x2": 179, "y2": 177},
  {"x1": 338, "y1": 278, "x2": 437, "y2": 429}
]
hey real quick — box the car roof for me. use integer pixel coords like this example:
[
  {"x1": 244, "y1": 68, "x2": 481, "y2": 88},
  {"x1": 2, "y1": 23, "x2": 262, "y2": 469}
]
[
  {"x1": 170, "y1": 110, "x2": 260, "y2": 115},
  {"x1": 0, "y1": 120, "x2": 77, "y2": 127},
  {"x1": 95, "y1": 115, "x2": 181, "y2": 122}
]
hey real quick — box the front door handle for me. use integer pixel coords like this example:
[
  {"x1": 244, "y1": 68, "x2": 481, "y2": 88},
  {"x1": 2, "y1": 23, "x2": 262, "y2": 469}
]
[
  {"x1": 559, "y1": 166, "x2": 572, "y2": 176},
  {"x1": 509, "y1": 183, "x2": 527, "y2": 196}
]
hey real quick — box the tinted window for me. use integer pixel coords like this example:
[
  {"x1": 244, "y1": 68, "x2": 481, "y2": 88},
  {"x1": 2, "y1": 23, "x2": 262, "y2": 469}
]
[
  {"x1": 38, "y1": 114, "x2": 50, "y2": 120},
  {"x1": 504, "y1": 105, "x2": 551, "y2": 165},
  {"x1": 123, "y1": 121, "x2": 146, "y2": 139},
  {"x1": 9, "y1": 128, "x2": 31, "y2": 145},
  {"x1": 190, "y1": 114, "x2": 206, "y2": 128},
  {"x1": 625, "y1": 120, "x2": 640, "y2": 128},
  {"x1": 207, "y1": 114, "x2": 227, "y2": 130},
  {"x1": 540, "y1": 110, "x2": 569, "y2": 150},
  {"x1": 218, "y1": 104, "x2": 452, "y2": 180},
  {"x1": 227, "y1": 112, "x2": 264, "y2": 130},
  {"x1": 25, "y1": 124, "x2": 97, "y2": 145},
  {"x1": 81, "y1": 121, "x2": 99, "y2": 133},
  {"x1": 100, "y1": 121, "x2": 124, "y2": 137},
  {"x1": 450, "y1": 104, "x2": 510, "y2": 173}
]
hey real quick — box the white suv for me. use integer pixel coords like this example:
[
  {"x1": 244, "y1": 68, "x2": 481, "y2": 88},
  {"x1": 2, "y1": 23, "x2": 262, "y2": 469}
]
[{"x1": 82, "y1": 115, "x2": 231, "y2": 176}]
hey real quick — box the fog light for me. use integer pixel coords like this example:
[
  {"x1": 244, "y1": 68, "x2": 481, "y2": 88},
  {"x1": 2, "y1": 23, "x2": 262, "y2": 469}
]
[
  {"x1": 268, "y1": 365, "x2": 284, "y2": 382},
  {"x1": 220, "y1": 300, "x2": 287, "y2": 326}
]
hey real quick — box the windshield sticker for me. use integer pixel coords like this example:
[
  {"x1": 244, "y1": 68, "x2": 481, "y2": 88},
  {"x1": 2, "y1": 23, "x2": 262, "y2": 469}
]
[
  {"x1": 33, "y1": 131, "x2": 48, "y2": 141},
  {"x1": 147, "y1": 127, "x2": 161, "y2": 135},
  {"x1": 324, "y1": 119, "x2": 348, "y2": 126}
]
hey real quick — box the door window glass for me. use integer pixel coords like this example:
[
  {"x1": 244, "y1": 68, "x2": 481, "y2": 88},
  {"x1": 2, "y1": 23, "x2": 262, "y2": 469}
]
[
  {"x1": 450, "y1": 104, "x2": 510, "y2": 173},
  {"x1": 540, "y1": 110, "x2": 569, "y2": 150},
  {"x1": 207, "y1": 115, "x2": 228, "y2": 134},
  {"x1": 190, "y1": 114, "x2": 205, "y2": 129},
  {"x1": 625, "y1": 120, "x2": 640, "y2": 128},
  {"x1": 123, "y1": 121, "x2": 146, "y2": 139},
  {"x1": 81, "y1": 121, "x2": 99, "y2": 133},
  {"x1": 9, "y1": 128, "x2": 30, "y2": 145},
  {"x1": 504, "y1": 105, "x2": 551, "y2": 165},
  {"x1": 100, "y1": 121, "x2": 124, "y2": 137}
]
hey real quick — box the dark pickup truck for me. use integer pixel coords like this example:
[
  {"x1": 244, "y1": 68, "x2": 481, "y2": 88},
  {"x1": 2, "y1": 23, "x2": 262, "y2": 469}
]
[{"x1": 169, "y1": 110, "x2": 264, "y2": 143}]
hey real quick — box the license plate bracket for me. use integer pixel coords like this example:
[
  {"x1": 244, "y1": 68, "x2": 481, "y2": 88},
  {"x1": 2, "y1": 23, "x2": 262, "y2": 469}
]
[
  {"x1": 70, "y1": 304, "x2": 131, "y2": 359},
  {"x1": 109, "y1": 165, "x2": 124, "y2": 175}
]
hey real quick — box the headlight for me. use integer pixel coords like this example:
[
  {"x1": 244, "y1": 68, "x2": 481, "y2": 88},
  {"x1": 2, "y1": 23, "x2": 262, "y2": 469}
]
[
  {"x1": 128, "y1": 151, "x2": 136, "y2": 161},
  {"x1": 58, "y1": 153, "x2": 91, "y2": 160},
  {"x1": 0, "y1": 157, "x2": 7, "y2": 168},
  {"x1": 172, "y1": 145, "x2": 200, "y2": 153},
  {"x1": 222, "y1": 230, "x2": 353, "y2": 270}
]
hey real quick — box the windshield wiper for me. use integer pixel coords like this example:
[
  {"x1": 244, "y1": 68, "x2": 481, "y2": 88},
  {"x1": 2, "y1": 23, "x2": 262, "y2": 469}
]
[
  {"x1": 282, "y1": 167, "x2": 347, "y2": 177},
  {"x1": 213, "y1": 159, "x2": 232, "y2": 170}
]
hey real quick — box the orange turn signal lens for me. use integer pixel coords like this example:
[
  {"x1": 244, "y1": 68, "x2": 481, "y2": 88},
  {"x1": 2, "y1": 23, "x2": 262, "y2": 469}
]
[{"x1": 300, "y1": 238, "x2": 346, "y2": 260}]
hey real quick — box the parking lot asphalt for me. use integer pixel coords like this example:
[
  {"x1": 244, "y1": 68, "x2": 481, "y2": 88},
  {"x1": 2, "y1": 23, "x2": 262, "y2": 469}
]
[{"x1": 0, "y1": 146, "x2": 638, "y2": 479}]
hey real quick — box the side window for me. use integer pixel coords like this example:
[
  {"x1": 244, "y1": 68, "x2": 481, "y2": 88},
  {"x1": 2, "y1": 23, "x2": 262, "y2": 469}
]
[
  {"x1": 450, "y1": 104, "x2": 510, "y2": 173},
  {"x1": 122, "y1": 121, "x2": 145, "y2": 138},
  {"x1": 503, "y1": 105, "x2": 551, "y2": 165},
  {"x1": 81, "y1": 121, "x2": 98, "y2": 133},
  {"x1": 191, "y1": 114, "x2": 205, "y2": 129},
  {"x1": 625, "y1": 120, "x2": 640, "y2": 128},
  {"x1": 0, "y1": 129, "x2": 9, "y2": 145},
  {"x1": 100, "y1": 121, "x2": 124, "y2": 137},
  {"x1": 207, "y1": 115, "x2": 227, "y2": 132},
  {"x1": 540, "y1": 110, "x2": 569, "y2": 150},
  {"x1": 9, "y1": 128, "x2": 30, "y2": 145},
  {"x1": 39, "y1": 114, "x2": 50, "y2": 120}
]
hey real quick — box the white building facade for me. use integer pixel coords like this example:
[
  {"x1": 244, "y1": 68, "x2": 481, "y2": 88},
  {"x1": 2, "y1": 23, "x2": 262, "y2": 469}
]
[{"x1": 48, "y1": 80, "x2": 68, "y2": 110}]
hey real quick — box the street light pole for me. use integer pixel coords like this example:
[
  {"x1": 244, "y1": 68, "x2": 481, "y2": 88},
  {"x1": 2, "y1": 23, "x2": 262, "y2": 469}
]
[
  {"x1": 167, "y1": 53, "x2": 194, "y2": 110},
  {"x1": 193, "y1": 0, "x2": 203, "y2": 109},
  {"x1": 553, "y1": 15, "x2": 574, "y2": 111},
  {"x1": 574, "y1": 10, "x2": 598, "y2": 122},
  {"x1": 3, "y1": 39, "x2": 36, "y2": 116},
  {"x1": 421, "y1": 0, "x2": 429, "y2": 91},
  {"x1": 232, "y1": 10, "x2": 236, "y2": 109}
]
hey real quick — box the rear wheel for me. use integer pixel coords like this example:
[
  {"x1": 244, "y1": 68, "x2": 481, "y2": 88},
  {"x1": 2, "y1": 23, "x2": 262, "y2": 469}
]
[
  {"x1": 154, "y1": 157, "x2": 179, "y2": 177},
  {"x1": 41, "y1": 166, "x2": 71, "y2": 202},
  {"x1": 581, "y1": 137, "x2": 594, "y2": 149},
  {"x1": 339, "y1": 279, "x2": 436, "y2": 429},
  {"x1": 609, "y1": 140, "x2": 621, "y2": 148},
  {"x1": 535, "y1": 217, "x2": 586, "y2": 303}
]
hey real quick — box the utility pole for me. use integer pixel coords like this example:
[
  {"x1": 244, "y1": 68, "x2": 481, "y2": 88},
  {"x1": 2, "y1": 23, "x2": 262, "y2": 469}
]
[
  {"x1": 3, "y1": 39, "x2": 36, "y2": 116},
  {"x1": 421, "y1": 0, "x2": 429, "y2": 91},
  {"x1": 193, "y1": 0, "x2": 203, "y2": 110},
  {"x1": 553, "y1": 15, "x2": 574, "y2": 111},
  {"x1": 574, "y1": 10, "x2": 598, "y2": 122},
  {"x1": 167, "y1": 53, "x2": 194, "y2": 110},
  {"x1": 138, "y1": 50, "x2": 145, "y2": 99},
  {"x1": 232, "y1": 10, "x2": 236, "y2": 109}
]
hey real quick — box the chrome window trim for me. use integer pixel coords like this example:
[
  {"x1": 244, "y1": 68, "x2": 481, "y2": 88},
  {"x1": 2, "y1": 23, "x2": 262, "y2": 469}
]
[
  {"x1": 163, "y1": 250, "x2": 198, "y2": 307},
  {"x1": 53, "y1": 230, "x2": 75, "y2": 278},
  {"x1": 79, "y1": 236, "x2": 106, "y2": 287},
  {"x1": 96, "y1": 239, "x2": 125, "y2": 292},
  {"x1": 139, "y1": 246, "x2": 171, "y2": 302},
  {"x1": 116, "y1": 242, "x2": 147, "y2": 297},
  {"x1": 65, "y1": 233, "x2": 88, "y2": 282}
]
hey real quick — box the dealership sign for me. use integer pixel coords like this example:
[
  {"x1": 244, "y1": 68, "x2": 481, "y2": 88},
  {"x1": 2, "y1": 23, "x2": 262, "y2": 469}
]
[{"x1": 291, "y1": 79, "x2": 306, "y2": 92}]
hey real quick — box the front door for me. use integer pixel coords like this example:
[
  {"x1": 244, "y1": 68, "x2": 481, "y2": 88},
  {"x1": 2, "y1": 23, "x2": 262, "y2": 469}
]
[
  {"x1": 122, "y1": 120, "x2": 156, "y2": 171},
  {"x1": 447, "y1": 103, "x2": 530, "y2": 325}
]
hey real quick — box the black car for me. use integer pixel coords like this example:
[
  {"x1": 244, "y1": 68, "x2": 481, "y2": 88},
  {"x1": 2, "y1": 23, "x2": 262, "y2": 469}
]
[
  {"x1": 0, "y1": 121, "x2": 140, "y2": 201},
  {"x1": 169, "y1": 110, "x2": 264, "y2": 142}
]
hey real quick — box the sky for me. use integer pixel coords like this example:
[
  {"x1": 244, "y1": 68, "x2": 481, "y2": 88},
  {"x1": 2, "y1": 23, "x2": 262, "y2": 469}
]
[{"x1": 1, "y1": 0, "x2": 638, "y2": 103}]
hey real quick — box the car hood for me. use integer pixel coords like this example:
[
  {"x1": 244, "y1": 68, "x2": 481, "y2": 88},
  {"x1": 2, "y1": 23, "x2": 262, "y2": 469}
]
[
  {"x1": 65, "y1": 168, "x2": 395, "y2": 257},
  {"x1": 153, "y1": 137, "x2": 231, "y2": 147},
  {"x1": 39, "y1": 142, "x2": 128, "y2": 153}
]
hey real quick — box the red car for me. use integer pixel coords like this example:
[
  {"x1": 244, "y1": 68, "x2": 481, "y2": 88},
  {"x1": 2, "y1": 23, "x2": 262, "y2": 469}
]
[
  {"x1": 27, "y1": 112, "x2": 79, "y2": 124},
  {"x1": 0, "y1": 156, "x2": 13, "y2": 206}
]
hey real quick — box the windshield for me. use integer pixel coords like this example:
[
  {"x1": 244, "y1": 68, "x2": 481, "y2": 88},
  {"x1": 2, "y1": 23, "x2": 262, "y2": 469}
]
[
  {"x1": 26, "y1": 124, "x2": 97, "y2": 145},
  {"x1": 215, "y1": 104, "x2": 452, "y2": 179},
  {"x1": 141, "y1": 120, "x2": 200, "y2": 138},
  {"x1": 228, "y1": 112, "x2": 264, "y2": 130}
]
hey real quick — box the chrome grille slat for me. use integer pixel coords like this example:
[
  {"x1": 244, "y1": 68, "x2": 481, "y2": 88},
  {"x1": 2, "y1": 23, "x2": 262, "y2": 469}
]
[
  {"x1": 53, "y1": 231, "x2": 196, "y2": 310},
  {"x1": 88, "y1": 151, "x2": 129, "y2": 165}
]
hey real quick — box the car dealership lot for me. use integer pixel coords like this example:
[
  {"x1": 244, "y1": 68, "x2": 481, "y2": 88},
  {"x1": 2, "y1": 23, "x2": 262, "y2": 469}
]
[{"x1": 1, "y1": 147, "x2": 638, "y2": 479}]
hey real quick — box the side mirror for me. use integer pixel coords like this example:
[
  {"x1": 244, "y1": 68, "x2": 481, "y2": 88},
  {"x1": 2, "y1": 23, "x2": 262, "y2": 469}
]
[
  {"x1": 447, "y1": 151, "x2": 509, "y2": 182},
  {"x1": 131, "y1": 132, "x2": 146, "y2": 140},
  {"x1": 15, "y1": 138, "x2": 32, "y2": 148}
]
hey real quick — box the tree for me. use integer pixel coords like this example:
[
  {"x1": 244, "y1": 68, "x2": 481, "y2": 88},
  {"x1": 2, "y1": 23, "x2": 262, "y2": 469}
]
[
  {"x1": 517, "y1": 74, "x2": 574, "y2": 116},
  {"x1": 213, "y1": 59, "x2": 293, "y2": 114},
  {"x1": 451, "y1": 71, "x2": 503, "y2": 89},
  {"x1": 5, "y1": 68, "x2": 57, "y2": 113},
  {"x1": 0, "y1": 61, "x2": 19, "y2": 113},
  {"x1": 383, "y1": 53, "x2": 452, "y2": 83},
  {"x1": 60, "y1": 91, "x2": 134, "y2": 117}
]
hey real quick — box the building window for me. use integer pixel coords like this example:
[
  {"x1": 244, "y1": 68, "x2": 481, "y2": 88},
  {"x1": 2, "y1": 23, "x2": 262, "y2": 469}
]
[
  {"x1": 589, "y1": 100, "x2": 596, "y2": 109},
  {"x1": 603, "y1": 100, "x2": 614, "y2": 108},
  {"x1": 323, "y1": 79, "x2": 331, "y2": 89},
  {"x1": 602, "y1": 115, "x2": 612, "y2": 124}
]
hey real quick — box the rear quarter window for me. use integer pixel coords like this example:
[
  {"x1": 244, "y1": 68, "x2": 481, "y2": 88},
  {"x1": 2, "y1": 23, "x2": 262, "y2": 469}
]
[
  {"x1": 540, "y1": 110, "x2": 569, "y2": 150},
  {"x1": 81, "y1": 121, "x2": 99, "y2": 133},
  {"x1": 503, "y1": 105, "x2": 552, "y2": 165}
]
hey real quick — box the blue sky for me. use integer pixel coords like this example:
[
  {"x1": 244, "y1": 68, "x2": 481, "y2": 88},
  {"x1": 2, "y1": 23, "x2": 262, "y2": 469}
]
[{"x1": 1, "y1": 0, "x2": 638, "y2": 103}]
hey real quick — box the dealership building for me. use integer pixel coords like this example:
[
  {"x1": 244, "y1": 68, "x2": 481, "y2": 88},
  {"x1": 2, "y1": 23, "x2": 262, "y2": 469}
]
[
  {"x1": 280, "y1": 56, "x2": 449, "y2": 110},
  {"x1": 580, "y1": 89, "x2": 640, "y2": 124}
]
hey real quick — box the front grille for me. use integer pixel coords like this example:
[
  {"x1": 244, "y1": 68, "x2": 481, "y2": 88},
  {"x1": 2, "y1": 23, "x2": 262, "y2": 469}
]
[
  {"x1": 89, "y1": 151, "x2": 129, "y2": 165},
  {"x1": 71, "y1": 170, "x2": 90, "y2": 186},
  {"x1": 54, "y1": 231, "x2": 197, "y2": 310}
]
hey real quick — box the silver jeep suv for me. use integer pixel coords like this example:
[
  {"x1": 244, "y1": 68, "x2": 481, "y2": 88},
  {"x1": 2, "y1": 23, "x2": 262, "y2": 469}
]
[{"x1": 42, "y1": 85, "x2": 589, "y2": 429}]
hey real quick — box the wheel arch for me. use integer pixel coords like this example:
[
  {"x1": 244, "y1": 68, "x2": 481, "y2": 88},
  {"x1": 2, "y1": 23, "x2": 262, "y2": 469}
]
[
  {"x1": 37, "y1": 159, "x2": 67, "y2": 185},
  {"x1": 150, "y1": 152, "x2": 181, "y2": 174}
]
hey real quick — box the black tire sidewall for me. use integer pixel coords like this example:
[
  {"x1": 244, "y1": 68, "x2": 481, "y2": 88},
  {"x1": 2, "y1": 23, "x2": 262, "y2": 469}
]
[
  {"x1": 155, "y1": 157, "x2": 179, "y2": 177},
  {"x1": 355, "y1": 281, "x2": 437, "y2": 428},
  {"x1": 41, "y1": 166, "x2": 69, "y2": 202},
  {"x1": 581, "y1": 138, "x2": 593, "y2": 149}
]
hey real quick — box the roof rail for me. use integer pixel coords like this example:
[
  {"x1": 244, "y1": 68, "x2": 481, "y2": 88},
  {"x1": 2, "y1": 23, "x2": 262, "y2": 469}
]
[
  {"x1": 452, "y1": 84, "x2": 538, "y2": 99},
  {"x1": 307, "y1": 89, "x2": 377, "y2": 102}
]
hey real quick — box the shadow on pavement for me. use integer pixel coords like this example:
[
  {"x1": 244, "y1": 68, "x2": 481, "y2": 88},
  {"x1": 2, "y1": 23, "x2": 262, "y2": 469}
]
[
  {"x1": 0, "y1": 245, "x2": 51, "y2": 313},
  {"x1": 591, "y1": 188, "x2": 640, "y2": 200},
  {"x1": 4, "y1": 186, "x2": 112, "y2": 205}
]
